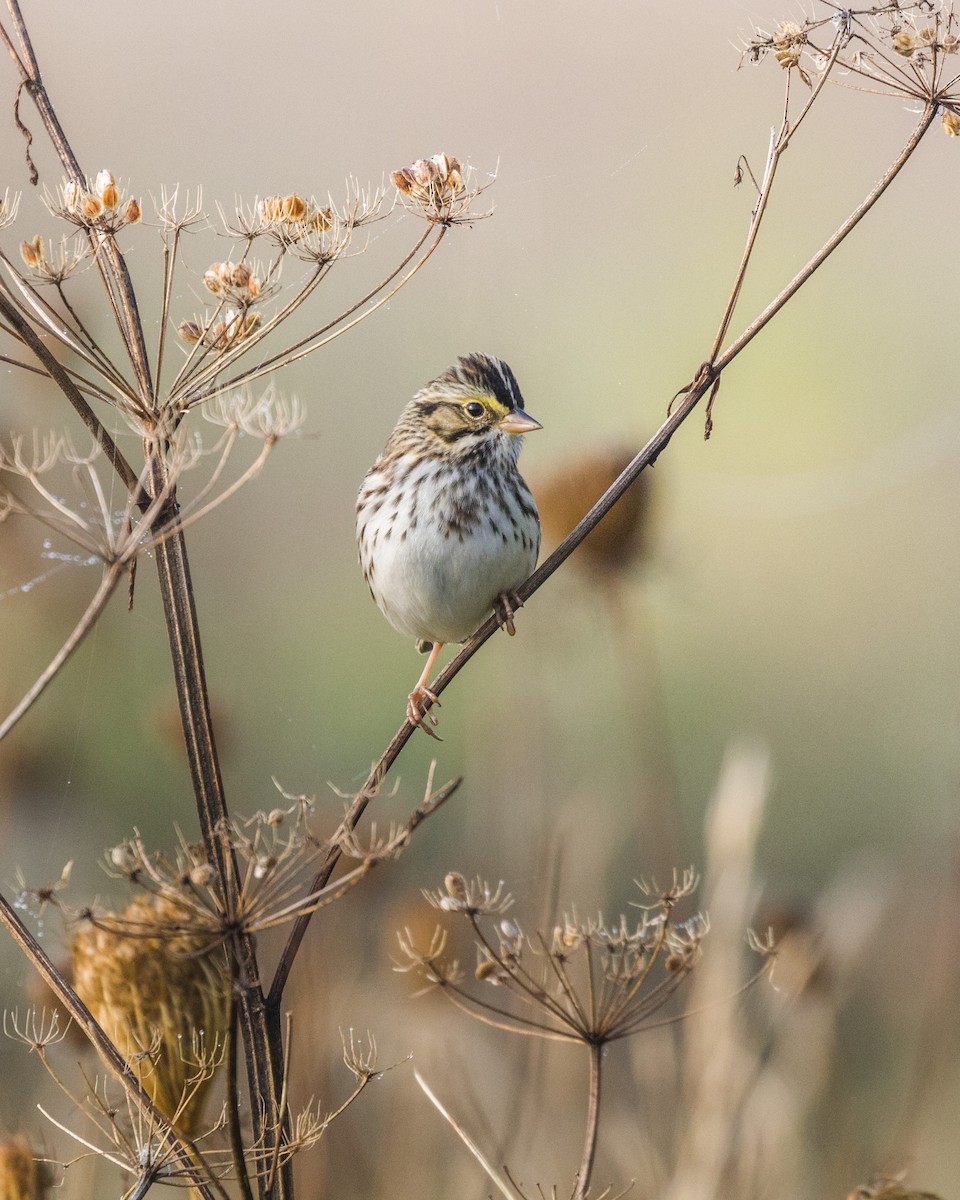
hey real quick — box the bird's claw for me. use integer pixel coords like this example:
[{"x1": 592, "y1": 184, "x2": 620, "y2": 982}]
[
  {"x1": 407, "y1": 686, "x2": 443, "y2": 740},
  {"x1": 494, "y1": 590, "x2": 522, "y2": 637}
]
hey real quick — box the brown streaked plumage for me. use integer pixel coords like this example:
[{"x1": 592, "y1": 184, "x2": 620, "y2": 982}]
[{"x1": 357, "y1": 353, "x2": 542, "y2": 735}]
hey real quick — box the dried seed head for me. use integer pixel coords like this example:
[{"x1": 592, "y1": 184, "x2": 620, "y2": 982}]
[
  {"x1": 943, "y1": 33, "x2": 960, "y2": 54},
  {"x1": 475, "y1": 956, "x2": 502, "y2": 982},
  {"x1": 267, "y1": 808, "x2": 286, "y2": 828},
  {"x1": 283, "y1": 193, "x2": 307, "y2": 220},
  {"x1": 942, "y1": 109, "x2": 960, "y2": 137},
  {"x1": 101, "y1": 182, "x2": 119, "y2": 211},
  {"x1": 892, "y1": 30, "x2": 916, "y2": 56},
  {"x1": 311, "y1": 206, "x2": 333, "y2": 231},
  {"x1": 0, "y1": 1135, "x2": 50, "y2": 1200},
  {"x1": 917, "y1": 27, "x2": 937, "y2": 47},
  {"x1": 19, "y1": 235, "x2": 44, "y2": 269},
  {"x1": 259, "y1": 195, "x2": 285, "y2": 222},
  {"x1": 71, "y1": 894, "x2": 229, "y2": 1137},
  {"x1": 203, "y1": 264, "x2": 226, "y2": 295},
  {"x1": 444, "y1": 871, "x2": 468, "y2": 901},
  {"x1": 80, "y1": 193, "x2": 104, "y2": 221},
  {"x1": 123, "y1": 197, "x2": 142, "y2": 224},
  {"x1": 189, "y1": 862, "x2": 216, "y2": 887},
  {"x1": 772, "y1": 20, "x2": 806, "y2": 68},
  {"x1": 177, "y1": 320, "x2": 204, "y2": 345},
  {"x1": 95, "y1": 168, "x2": 115, "y2": 195},
  {"x1": 62, "y1": 179, "x2": 82, "y2": 214}
]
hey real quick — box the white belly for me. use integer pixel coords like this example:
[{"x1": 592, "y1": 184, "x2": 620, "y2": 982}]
[{"x1": 358, "y1": 456, "x2": 539, "y2": 645}]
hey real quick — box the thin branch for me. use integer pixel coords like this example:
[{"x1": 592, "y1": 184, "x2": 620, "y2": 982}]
[
  {"x1": 414, "y1": 1070, "x2": 524, "y2": 1200},
  {"x1": 0, "y1": 561, "x2": 124, "y2": 742},
  {"x1": 0, "y1": 278, "x2": 138, "y2": 487},
  {"x1": 0, "y1": 892, "x2": 218, "y2": 1199}
]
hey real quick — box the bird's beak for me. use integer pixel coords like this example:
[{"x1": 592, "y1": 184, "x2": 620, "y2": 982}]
[{"x1": 499, "y1": 409, "x2": 543, "y2": 435}]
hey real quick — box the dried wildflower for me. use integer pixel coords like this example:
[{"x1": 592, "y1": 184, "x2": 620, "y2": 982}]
[
  {"x1": 391, "y1": 152, "x2": 486, "y2": 225},
  {"x1": 536, "y1": 447, "x2": 654, "y2": 579},
  {"x1": 942, "y1": 108, "x2": 960, "y2": 136},
  {"x1": 892, "y1": 30, "x2": 916, "y2": 56},
  {"x1": 44, "y1": 173, "x2": 143, "y2": 234},
  {"x1": 422, "y1": 874, "x2": 513, "y2": 915},
  {"x1": 283, "y1": 193, "x2": 307, "y2": 220},
  {"x1": 177, "y1": 319, "x2": 204, "y2": 345},
  {"x1": 202, "y1": 259, "x2": 263, "y2": 305},
  {"x1": 0, "y1": 1135, "x2": 51, "y2": 1200},
  {"x1": 773, "y1": 20, "x2": 806, "y2": 68},
  {"x1": 17, "y1": 235, "x2": 88, "y2": 285},
  {"x1": 404, "y1": 874, "x2": 709, "y2": 1043},
  {"x1": 19, "y1": 235, "x2": 44, "y2": 269},
  {"x1": 71, "y1": 893, "x2": 230, "y2": 1136}
]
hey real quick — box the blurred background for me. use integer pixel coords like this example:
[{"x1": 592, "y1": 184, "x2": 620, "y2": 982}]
[{"x1": 1, "y1": 0, "x2": 959, "y2": 1195}]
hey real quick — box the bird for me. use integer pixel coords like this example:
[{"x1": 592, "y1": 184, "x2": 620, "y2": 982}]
[{"x1": 357, "y1": 353, "x2": 542, "y2": 736}]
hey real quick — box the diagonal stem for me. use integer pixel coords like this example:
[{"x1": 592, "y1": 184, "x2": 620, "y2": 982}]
[{"x1": 0, "y1": 892, "x2": 219, "y2": 1200}]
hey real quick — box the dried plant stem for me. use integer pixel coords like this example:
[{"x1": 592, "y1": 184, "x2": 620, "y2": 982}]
[
  {"x1": 715, "y1": 102, "x2": 936, "y2": 371},
  {"x1": 709, "y1": 29, "x2": 847, "y2": 363},
  {"x1": 0, "y1": 284, "x2": 138, "y2": 489},
  {"x1": 573, "y1": 1043, "x2": 603, "y2": 1200},
  {"x1": 3, "y1": 0, "x2": 154, "y2": 403},
  {"x1": 0, "y1": 892, "x2": 219, "y2": 1200},
  {"x1": 0, "y1": 561, "x2": 124, "y2": 741}
]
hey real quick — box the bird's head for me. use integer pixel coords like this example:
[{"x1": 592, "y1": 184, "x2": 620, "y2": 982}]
[{"x1": 407, "y1": 353, "x2": 542, "y2": 456}]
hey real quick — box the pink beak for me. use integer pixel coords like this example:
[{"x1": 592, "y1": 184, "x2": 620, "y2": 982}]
[{"x1": 499, "y1": 409, "x2": 543, "y2": 435}]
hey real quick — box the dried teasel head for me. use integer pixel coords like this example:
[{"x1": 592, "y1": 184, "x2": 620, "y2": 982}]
[
  {"x1": 535, "y1": 446, "x2": 654, "y2": 579},
  {"x1": 0, "y1": 1135, "x2": 51, "y2": 1200},
  {"x1": 71, "y1": 893, "x2": 230, "y2": 1136}
]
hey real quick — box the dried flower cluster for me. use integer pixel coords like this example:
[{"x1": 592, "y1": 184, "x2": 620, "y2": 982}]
[
  {"x1": 391, "y1": 153, "x2": 487, "y2": 225},
  {"x1": 744, "y1": 2, "x2": 960, "y2": 128},
  {"x1": 72, "y1": 893, "x2": 230, "y2": 1136},
  {"x1": 46, "y1": 168, "x2": 141, "y2": 231},
  {"x1": 398, "y1": 869, "x2": 708, "y2": 1043}
]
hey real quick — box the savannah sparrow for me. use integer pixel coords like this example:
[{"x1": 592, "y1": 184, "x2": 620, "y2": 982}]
[{"x1": 357, "y1": 353, "x2": 542, "y2": 734}]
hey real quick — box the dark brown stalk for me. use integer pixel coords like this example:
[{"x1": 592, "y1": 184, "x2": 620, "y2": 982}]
[
  {"x1": 0, "y1": 893, "x2": 220, "y2": 1200},
  {"x1": 3, "y1": 0, "x2": 154, "y2": 403},
  {"x1": 0, "y1": 284, "x2": 138, "y2": 488},
  {"x1": 572, "y1": 1042, "x2": 603, "y2": 1200},
  {"x1": 0, "y1": 8, "x2": 291, "y2": 1193}
]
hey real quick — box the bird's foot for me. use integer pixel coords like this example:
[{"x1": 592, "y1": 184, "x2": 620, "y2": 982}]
[
  {"x1": 494, "y1": 590, "x2": 523, "y2": 637},
  {"x1": 407, "y1": 685, "x2": 443, "y2": 740}
]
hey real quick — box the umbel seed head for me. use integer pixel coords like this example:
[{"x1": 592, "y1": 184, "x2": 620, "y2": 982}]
[{"x1": 72, "y1": 894, "x2": 230, "y2": 1136}]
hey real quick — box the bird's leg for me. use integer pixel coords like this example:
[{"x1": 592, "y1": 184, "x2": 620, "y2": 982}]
[
  {"x1": 408, "y1": 641, "x2": 444, "y2": 738},
  {"x1": 493, "y1": 590, "x2": 523, "y2": 637}
]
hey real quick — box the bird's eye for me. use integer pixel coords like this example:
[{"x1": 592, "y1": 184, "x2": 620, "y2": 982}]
[{"x1": 465, "y1": 401, "x2": 485, "y2": 419}]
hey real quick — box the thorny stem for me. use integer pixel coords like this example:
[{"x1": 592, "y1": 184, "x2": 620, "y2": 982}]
[
  {"x1": 573, "y1": 1042, "x2": 603, "y2": 1200},
  {"x1": 0, "y1": 893, "x2": 218, "y2": 1200},
  {"x1": 272, "y1": 99, "x2": 938, "y2": 1000}
]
